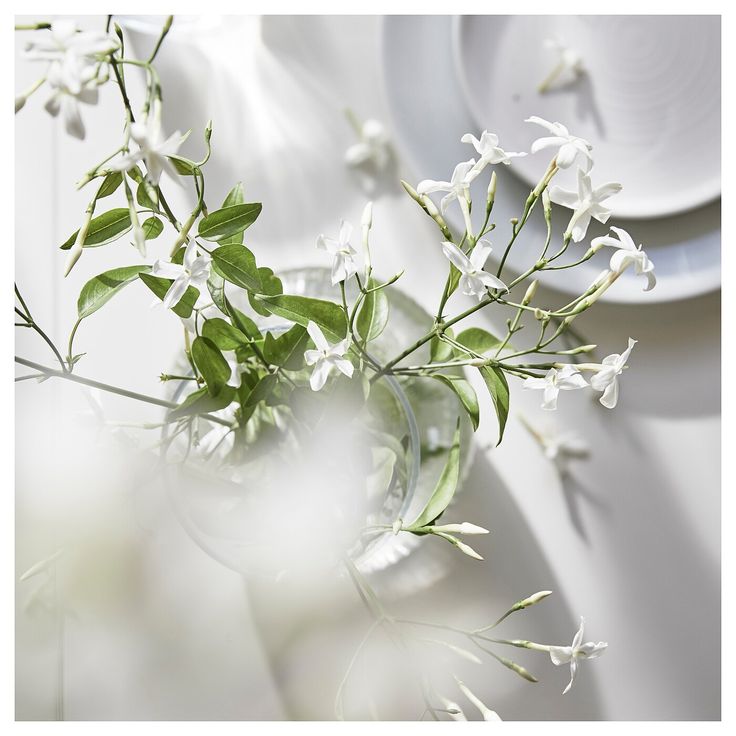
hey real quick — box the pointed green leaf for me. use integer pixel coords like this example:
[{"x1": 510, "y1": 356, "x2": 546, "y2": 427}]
[
  {"x1": 254, "y1": 294, "x2": 347, "y2": 342},
  {"x1": 225, "y1": 298, "x2": 261, "y2": 341},
  {"x1": 249, "y1": 267, "x2": 283, "y2": 316},
  {"x1": 222, "y1": 182, "x2": 245, "y2": 208},
  {"x1": 211, "y1": 244, "x2": 262, "y2": 291},
  {"x1": 60, "y1": 208, "x2": 131, "y2": 250},
  {"x1": 202, "y1": 317, "x2": 250, "y2": 351},
  {"x1": 357, "y1": 277, "x2": 390, "y2": 343},
  {"x1": 77, "y1": 265, "x2": 150, "y2": 319},
  {"x1": 454, "y1": 327, "x2": 502, "y2": 356},
  {"x1": 197, "y1": 203, "x2": 262, "y2": 241},
  {"x1": 431, "y1": 374, "x2": 480, "y2": 431},
  {"x1": 141, "y1": 216, "x2": 163, "y2": 240},
  {"x1": 263, "y1": 324, "x2": 308, "y2": 369},
  {"x1": 479, "y1": 365, "x2": 510, "y2": 445},
  {"x1": 430, "y1": 328, "x2": 454, "y2": 363},
  {"x1": 167, "y1": 155, "x2": 196, "y2": 176},
  {"x1": 96, "y1": 171, "x2": 123, "y2": 199},
  {"x1": 168, "y1": 385, "x2": 236, "y2": 419},
  {"x1": 191, "y1": 336, "x2": 231, "y2": 397},
  {"x1": 406, "y1": 419, "x2": 461, "y2": 529},
  {"x1": 207, "y1": 271, "x2": 228, "y2": 314},
  {"x1": 219, "y1": 183, "x2": 246, "y2": 244},
  {"x1": 244, "y1": 373, "x2": 278, "y2": 407},
  {"x1": 138, "y1": 272, "x2": 198, "y2": 318},
  {"x1": 137, "y1": 181, "x2": 158, "y2": 210}
]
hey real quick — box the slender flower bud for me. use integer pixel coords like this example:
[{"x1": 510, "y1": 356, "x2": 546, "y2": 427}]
[
  {"x1": 427, "y1": 522, "x2": 489, "y2": 535},
  {"x1": 514, "y1": 590, "x2": 553, "y2": 610},
  {"x1": 561, "y1": 343, "x2": 597, "y2": 355},
  {"x1": 542, "y1": 188, "x2": 552, "y2": 219},
  {"x1": 361, "y1": 201, "x2": 373, "y2": 231},
  {"x1": 486, "y1": 170, "x2": 497, "y2": 212},
  {"x1": 522, "y1": 280, "x2": 539, "y2": 306}
]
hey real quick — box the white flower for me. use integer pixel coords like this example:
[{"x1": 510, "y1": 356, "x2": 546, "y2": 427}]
[
  {"x1": 25, "y1": 20, "x2": 118, "y2": 63},
  {"x1": 417, "y1": 159, "x2": 480, "y2": 215},
  {"x1": 591, "y1": 227, "x2": 656, "y2": 292},
  {"x1": 304, "y1": 321, "x2": 354, "y2": 392},
  {"x1": 549, "y1": 168, "x2": 622, "y2": 242},
  {"x1": 43, "y1": 57, "x2": 100, "y2": 139},
  {"x1": 316, "y1": 220, "x2": 358, "y2": 285},
  {"x1": 587, "y1": 338, "x2": 636, "y2": 409},
  {"x1": 523, "y1": 365, "x2": 588, "y2": 411},
  {"x1": 151, "y1": 240, "x2": 211, "y2": 310},
  {"x1": 525, "y1": 116, "x2": 593, "y2": 171},
  {"x1": 109, "y1": 101, "x2": 186, "y2": 186},
  {"x1": 454, "y1": 677, "x2": 502, "y2": 721},
  {"x1": 539, "y1": 37, "x2": 584, "y2": 92},
  {"x1": 548, "y1": 616, "x2": 607, "y2": 694},
  {"x1": 345, "y1": 119, "x2": 391, "y2": 170},
  {"x1": 441, "y1": 240, "x2": 508, "y2": 300},
  {"x1": 461, "y1": 130, "x2": 526, "y2": 171}
]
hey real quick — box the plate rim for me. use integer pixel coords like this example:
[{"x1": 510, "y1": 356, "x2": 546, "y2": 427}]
[
  {"x1": 450, "y1": 14, "x2": 722, "y2": 221},
  {"x1": 379, "y1": 14, "x2": 721, "y2": 305}
]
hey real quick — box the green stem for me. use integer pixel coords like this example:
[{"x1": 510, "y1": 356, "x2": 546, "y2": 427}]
[{"x1": 15, "y1": 357, "x2": 233, "y2": 428}]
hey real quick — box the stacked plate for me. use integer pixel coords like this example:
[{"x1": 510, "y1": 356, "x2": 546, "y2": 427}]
[{"x1": 381, "y1": 15, "x2": 721, "y2": 303}]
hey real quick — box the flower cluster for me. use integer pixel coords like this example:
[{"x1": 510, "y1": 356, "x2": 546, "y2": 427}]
[{"x1": 23, "y1": 20, "x2": 119, "y2": 139}]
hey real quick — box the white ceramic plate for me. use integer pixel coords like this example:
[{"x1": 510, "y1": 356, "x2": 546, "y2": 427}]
[
  {"x1": 453, "y1": 15, "x2": 721, "y2": 220},
  {"x1": 381, "y1": 15, "x2": 720, "y2": 304}
]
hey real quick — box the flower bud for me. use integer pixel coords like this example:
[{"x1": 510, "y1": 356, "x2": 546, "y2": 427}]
[
  {"x1": 522, "y1": 280, "x2": 538, "y2": 306},
  {"x1": 542, "y1": 188, "x2": 552, "y2": 215},
  {"x1": 486, "y1": 170, "x2": 497, "y2": 211},
  {"x1": 533, "y1": 308, "x2": 549, "y2": 321},
  {"x1": 63, "y1": 243, "x2": 84, "y2": 277},
  {"x1": 514, "y1": 590, "x2": 553, "y2": 610},
  {"x1": 429, "y1": 522, "x2": 489, "y2": 535},
  {"x1": 361, "y1": 201, "x2": 373, "y2": 230}
]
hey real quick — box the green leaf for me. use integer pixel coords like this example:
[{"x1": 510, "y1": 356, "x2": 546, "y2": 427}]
[
  {"x1": 254, "y1": 294, "x2": 348, "y2": 342},
  {"x1": 219, "y1": 183, "x2": 246, "y2": 245},
  {"x1": 97, "y1": 171, "x2": 123, "y2": 199},
  {"x1": 197, "y1": 203, "x2": 262, "y2": 242},
  {"x1": 141, "y1": 216, "x2": 163, "y2": 240},
  {"x1": 202, "y1": 317, "x2": 250, "y2": 351},
  {"x1": 126, "y1": 166, "x2": 144, "y2": 184},
  {"x1": 431, "y1": 375, "x2": 480, "y2": 431},
  {"x1": 406, "y1": 420, "x2": 461, "y2": 529},
  {"x1": 225, "y1": 298, "x2": 261, "y2": 341},
  {"x1": 430, "y1": 328, "x2": 454, "y2": 363},
  {"x1": 137, "y1": 181, "x2": 158, "y2": 211},
  {"x1": 479, "y1": 365, "x2": 510, "y2": 445},
  {"x1": 167, "y1": 155, "x2": 196, "y2": 176},
  {"x1": 244, "y1": 373, "x2": 277, "y2": 407},
  {"x1": 263, "y1": 324, "x2": 308, "y2": 370},
  {"x1": 249, "y1": 267, "x2": 283, "y2": 317},
  {"x1": 77, "y1": 265, "x2": 150, "y2": 319},
  {"x1": 169, "y1": 385, "x2": 236, "y2": 419},
  {"x1": 191, "y1": 336, "x2": 231, "y2": 397},
  {"x1": 454, "y1": 327, "x2": 502, "y2": 356},
  {"x1": 211, "y1": 244, "x2": 262, "y2": 291},
  {"x1": 357, "y1": 277, "x2": 390, "y2": 343},
  {"x1": 60, "y1": 208, "x2": 131, "y2": 250},
  {"x1": 138, "y1": 272, "x2": 198, "y2": 318},
  {"x1": 207, "y1": 272, "x2": 228, "y2": 314},
  {"x1": 222, "y1": 182, "x2": 245, "y2": 208}
]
